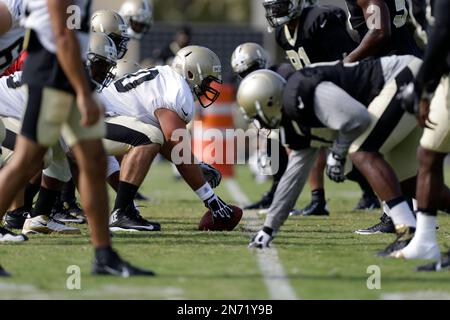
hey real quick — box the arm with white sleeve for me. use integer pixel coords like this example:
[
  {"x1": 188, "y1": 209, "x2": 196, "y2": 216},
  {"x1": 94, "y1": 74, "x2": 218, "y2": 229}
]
[{"x1": 313, "y1": 82, "x2": 371, "y2": 182}]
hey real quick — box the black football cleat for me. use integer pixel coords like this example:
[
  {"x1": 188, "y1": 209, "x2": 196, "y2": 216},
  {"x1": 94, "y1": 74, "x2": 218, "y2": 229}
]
[
  {"x1": 354, "y1": 213, "x2": 396, "y2": 235},
  {"x1": 290, "y1": 200, "x2": 329, "y2": 216},
  {"x1": 416, "y1": 251, "x2": 450, "y2": 272},
  {"x1": 92, "y1": 250, "x2": 155, "y2": 277},
  {"x1": 0, "y1": 265, "x2": 10, "y2": 277},
  {"x1": 377, "y1": 226, "x2": 415, "y2": 257},
  {"x1": 0, "y1": 226, "x2": 28, "y2": 242},
  {"x1": 244, "y1": 192, "x2": 273, "y2": 210},
  {"x1": 109, "y1": 207, "x2": 161, "y2": 232},
  {"x1": 353, "y1": 194, "x2": 381, "y2": 211},
  {"x1": 4, "y1": 207, "x2": 30, "y2": 229}
]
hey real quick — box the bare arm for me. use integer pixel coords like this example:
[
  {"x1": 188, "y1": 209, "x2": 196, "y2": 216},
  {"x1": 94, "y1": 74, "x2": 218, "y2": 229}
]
[
  {"x1": 0, "y1": 2, "x2": 12, "y2": 36},
  {"x1": 155, "y1": 108, "x2": 206, "y2": 191},
  {"x1": 344, "y1": 0, "x2": 391, "y2": 62}
]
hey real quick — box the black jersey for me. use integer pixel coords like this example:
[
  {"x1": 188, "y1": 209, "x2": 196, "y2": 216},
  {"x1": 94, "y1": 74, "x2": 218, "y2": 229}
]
[
  {"x1": 22, "y1": 0, "x2": 92, "y2": 94},
  {"x1": 275, "y1": 5, "x2": 357, "y2": 70},
  {"x1": 345, "y1": 0, "x2": 422, "y2": 57},
  {"x1": 283, "y1": 59, "x2": 386, "y2": 128}
]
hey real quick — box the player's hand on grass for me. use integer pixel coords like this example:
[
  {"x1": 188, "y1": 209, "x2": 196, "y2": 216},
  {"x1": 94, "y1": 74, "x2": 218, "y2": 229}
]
[
  {"x1": 326, "y1": 151, "x2": 346, "y2": 183},
  {"x1": 248, "y1": 229, "x2": 273, "y2": 249},
  {"x1": 204, "y1": 194, "x2": 233, "y2": 219},
  {"x1": 199, "y1": 162, "x2": 222, "y2": 188},
  {"x1": 77, "y1": 93, "x2": 103, "y2": 127}
]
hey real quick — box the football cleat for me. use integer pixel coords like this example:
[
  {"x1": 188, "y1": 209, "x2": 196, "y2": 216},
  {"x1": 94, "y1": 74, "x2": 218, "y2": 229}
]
[
  {"x1": 92, "y1": 250, "x2": 155, "y2": 277},
  {"x1": 248, "y1": 230, "x2": 273, "y2": 249},
  {"x1": 244, "y1": 192, "x2": 273, "y2": 210},
  {"x1": 353, "y1": 194, "x2": 381, "y2": 211},
  {"x1": 0, "y1": 265, "x2": 10, "y2": 277},
  {"x1": 354, "y1": 213, "x2": 395, "y2": 235},
  {"x1": 63, "y1": 200, "x2": 86, "y2": 223},
  {"x1": 416, "y1": 251, "x2": 450, "y2": 272},
  {"x1": 22, "y1": 215, "x2": 81, "y2": 235},
  {"x1": 52, "y1": 210, "x2": 84, "y2": 224},
  {"x1": 109, "y1": 207, "x2": 161, "y2": 232},
  {"x1": 290, "y1": 200, "x2": 329, "y2": 216},
  {"x1": 3, "y1": 207, "x2": 30, "y2": 229},
  {"x1": 377, "y1": 225, "x2": 415, "y2": 257},
  {"x1": 0, "y1": 226, "x2": 28, "y2": 242}
]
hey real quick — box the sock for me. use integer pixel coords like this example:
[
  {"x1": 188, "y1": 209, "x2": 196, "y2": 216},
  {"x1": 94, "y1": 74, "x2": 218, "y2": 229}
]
[
  {"x1": 195, "y1": 182, "x2": 214, "y2": 202},
  {"x1": 311, "y1": 189, "x2": 325, "y2": 202},
  {"x1": 399, "y1": 211, "x2": 440, "y2": 260},
  {"x1": 31, "y1": 187, "x2": 60, "y2": 218},
  {"x1": 24, "y1": 183, "x2": 40, "y2": 211},
  {"x1": 61, "y1": 179, "x2": 76, "y2": 203},
  {"x1": 386, "y1": 196, "x2": 416, "y2": 228},
  {"x1": 114, "y1": 181, "x2": 139, "y2": 210}
]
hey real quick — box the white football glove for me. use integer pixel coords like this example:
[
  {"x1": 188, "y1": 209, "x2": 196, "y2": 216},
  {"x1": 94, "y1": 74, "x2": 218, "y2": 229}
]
[
  {"x1": 248, "y1": 229, "x2": 273, "y2": 249},
  {"x1": 326, "y1": 151, "x2": 346, "y2": 183},
  {"x1": 199, "y1": 162, "x2": 222, "y2": 189}
]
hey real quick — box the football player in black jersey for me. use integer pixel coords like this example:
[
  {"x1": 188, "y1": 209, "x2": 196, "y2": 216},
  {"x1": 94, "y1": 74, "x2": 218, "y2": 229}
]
[
  {"x1": 344, "y1": 0, "x2": 422, "y2": 62},
  {"x1": 262, "y1": 0, "x2": 380, "y2": 215},
  {"x1": 241, "y1": 55, "x2": 450, "y2": 255},
  {"x1": 397, "y1": 0, "x2": 450, "y2": 271}
]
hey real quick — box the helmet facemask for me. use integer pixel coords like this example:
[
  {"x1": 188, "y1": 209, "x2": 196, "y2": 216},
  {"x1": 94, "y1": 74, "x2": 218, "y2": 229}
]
[
  {"x1": 108, "y1": 32, "x2": 130, "y2": 59},
  {"x1": 87, "y1": 53, "x2": 117, "y2": 91},
  {"x1": 263, "y1": 0, "x2": 304, "y2": 28},
  {"x1": 192, "y1": 74, "x2": 223, "y2": 108}
]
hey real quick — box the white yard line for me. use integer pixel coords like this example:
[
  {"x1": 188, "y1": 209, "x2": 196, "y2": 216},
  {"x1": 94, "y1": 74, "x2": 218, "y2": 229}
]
[{"x1": 224, "y1": 179, "x2": 299, "y2": 300}]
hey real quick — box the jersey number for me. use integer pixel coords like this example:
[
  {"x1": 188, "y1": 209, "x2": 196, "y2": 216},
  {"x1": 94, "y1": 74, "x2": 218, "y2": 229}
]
[
  {"x1": 0, "y1": 39, "x2": 23, "y2": 74},
  {"x1": 114, "y1": 69, "x2": 159, "y2": 93},
  {"x1": 394, "y1": 0, "x2": 408, "y2": 28},
  {"x1": 286, "y1": 47, "x2": 311, "y2": 70}
]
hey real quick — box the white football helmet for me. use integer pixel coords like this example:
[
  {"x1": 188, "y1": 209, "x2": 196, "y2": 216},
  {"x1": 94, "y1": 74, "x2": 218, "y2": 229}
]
[
  {"x1": 236, "y1": 69, "x2": 286, "y2": 129},
  {"x1": 262, "y1": 0, "x2": 305, "y2": 28},
  {"x1": 87, "y1": 33, "x2": 118, "y2": 91},
  {"x1": 91, "y1": 9, "x2": 130, "y2": 59},
  {"x1": 172, "y1": 45, "x2": 222, "y2": 108},
  {"x1": 231, "y1": 42, "x2": 269, "y2": 78},
  {"x1": 119, "y1": 0, "x2": 153, "y2": 39}
]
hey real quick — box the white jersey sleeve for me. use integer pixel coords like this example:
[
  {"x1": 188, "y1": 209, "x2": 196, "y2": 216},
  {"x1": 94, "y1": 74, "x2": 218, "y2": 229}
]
[
  {"x1": 0, "y1": 0, "x2": 25, "y2": 74},
  {"x1": 100, "y1": 65, "x2": 195, "y2": 129},
  {"x1": 0, "y1": 71, "x2": 26, "y2": 119}
]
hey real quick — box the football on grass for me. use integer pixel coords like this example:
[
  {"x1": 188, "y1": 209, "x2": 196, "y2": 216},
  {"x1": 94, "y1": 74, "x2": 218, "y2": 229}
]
[{"x1": 198, "y1": 205, "x2": 243, "y2": 231}]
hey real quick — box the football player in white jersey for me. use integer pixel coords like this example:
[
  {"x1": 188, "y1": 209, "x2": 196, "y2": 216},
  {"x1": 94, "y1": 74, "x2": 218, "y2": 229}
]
[
  {"x1": 98, "y1": 45, "x2": 236, "y2": 232},
  {"x1": 0, "y1": 0, "x2": 25, "y2": 76},
  {"x1": 0, "y1": 0, "x2": 154, "y2": 277}
]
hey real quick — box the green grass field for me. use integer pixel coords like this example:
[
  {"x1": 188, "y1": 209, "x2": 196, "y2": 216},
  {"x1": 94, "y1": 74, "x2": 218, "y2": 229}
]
[{"x1": 1, "y1": 162, "x2": 450, "y2": 300}]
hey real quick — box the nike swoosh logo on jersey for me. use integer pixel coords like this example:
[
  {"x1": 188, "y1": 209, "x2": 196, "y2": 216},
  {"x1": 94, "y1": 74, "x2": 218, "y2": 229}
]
[
  {"x1": 320, "y1": 20, "x2": 327, "y2": 29},
  {"x1": 181, "y1": 109, "x2": 189, "y2": 117}
]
